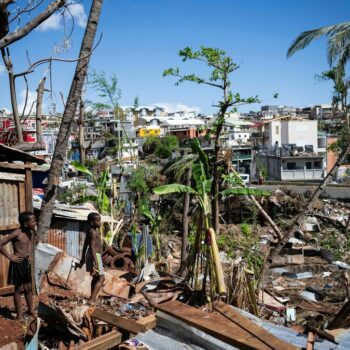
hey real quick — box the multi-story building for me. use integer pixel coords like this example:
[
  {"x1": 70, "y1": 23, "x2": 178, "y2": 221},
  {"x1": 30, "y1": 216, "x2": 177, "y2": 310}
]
[{"x1": 251, "y1": 118, "x2": 326, "y2": 181}]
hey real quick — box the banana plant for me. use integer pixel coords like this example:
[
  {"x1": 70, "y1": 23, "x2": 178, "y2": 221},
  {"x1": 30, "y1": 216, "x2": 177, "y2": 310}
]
[
  {"x1": 71, "y1": 161, "x2": 110, "y2": 214},
  {"x1": 154, "y1": 139, "x2": 227, "y2": 296}
]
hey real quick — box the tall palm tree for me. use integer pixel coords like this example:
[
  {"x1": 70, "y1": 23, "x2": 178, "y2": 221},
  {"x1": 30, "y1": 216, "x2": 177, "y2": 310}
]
[{"x1": 287, "y1": 21, "x2": 350, "y2": 66}]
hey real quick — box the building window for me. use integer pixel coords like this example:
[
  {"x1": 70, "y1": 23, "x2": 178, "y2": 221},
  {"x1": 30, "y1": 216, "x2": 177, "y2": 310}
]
[
  {"x1": 287, "y1": 162, "x2": 296, "y2": 170},
  {"x1": 275, "y1": 125, "x2": 279, "y2": 135},
  {"x1": 314, "y1": 161, "x2": 321, "y2": 168},
  {"x1": 306, "y1": 162, "x2": 312, "y2": 169}
]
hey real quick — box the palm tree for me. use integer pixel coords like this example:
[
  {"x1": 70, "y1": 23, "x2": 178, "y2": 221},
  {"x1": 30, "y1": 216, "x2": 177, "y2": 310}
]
[{"x1": 287, "y1": 21, "x2": 350, "y2": 67}]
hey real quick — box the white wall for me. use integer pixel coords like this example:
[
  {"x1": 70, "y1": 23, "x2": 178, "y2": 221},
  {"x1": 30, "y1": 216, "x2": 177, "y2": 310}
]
[
  {"x1": 268, "y1": 121, "x2": 282, "y2": 146},
  {"x1": 281, "y1": 120, "x2": 318, "y2": 151}
]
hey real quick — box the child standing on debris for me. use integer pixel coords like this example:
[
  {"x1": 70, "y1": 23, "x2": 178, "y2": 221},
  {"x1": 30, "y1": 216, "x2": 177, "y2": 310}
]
[
  {"x1": 77, "y1": 212, "x2": 105, "y2": 301},
  {"x1": 0, "y1": 212, "x2": 36, "y2": 320}
]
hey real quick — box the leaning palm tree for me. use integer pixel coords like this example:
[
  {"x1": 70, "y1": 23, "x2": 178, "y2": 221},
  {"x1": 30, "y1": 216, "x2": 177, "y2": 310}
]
[{"x1": 287, "y1": 21, "x2": 350, "y2": 67}]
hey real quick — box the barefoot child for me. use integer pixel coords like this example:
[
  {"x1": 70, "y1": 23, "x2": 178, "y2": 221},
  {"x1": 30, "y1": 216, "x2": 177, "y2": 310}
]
[
  {"x1": 77, "y1": 212, "x2": 105, "y2": 301},
  {"x1": 0, "y1": 212, "x2": 36, "y2": 320}
]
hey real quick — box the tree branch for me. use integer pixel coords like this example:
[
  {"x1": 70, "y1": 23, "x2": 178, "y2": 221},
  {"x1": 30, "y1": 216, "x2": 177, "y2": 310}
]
[{"x1": 0, "y1": 0, "x2": 66, "y2": 49}]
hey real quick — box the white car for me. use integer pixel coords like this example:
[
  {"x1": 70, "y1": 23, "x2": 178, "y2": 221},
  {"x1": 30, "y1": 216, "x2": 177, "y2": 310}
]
[{"x1": 240, "y1": 174, "x2": 250, "y2": 186}]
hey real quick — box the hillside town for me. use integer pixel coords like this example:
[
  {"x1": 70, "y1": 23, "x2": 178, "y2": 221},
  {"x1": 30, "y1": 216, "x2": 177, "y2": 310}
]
[
  {"x1": 0, "y1": 102, "x2": 344, "y2": 185},
  {"x1": 1, "y1": 1, "x2": 350, "y2": 350}
]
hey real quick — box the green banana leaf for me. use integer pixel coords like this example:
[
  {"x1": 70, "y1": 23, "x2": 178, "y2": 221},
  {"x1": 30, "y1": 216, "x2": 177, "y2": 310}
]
[
  {"x1": 153, "y1": 184, "x2": 198, "y2": 195},
  {"x1": 71, "y1": 161, "x2": 94, "y2": 177}
]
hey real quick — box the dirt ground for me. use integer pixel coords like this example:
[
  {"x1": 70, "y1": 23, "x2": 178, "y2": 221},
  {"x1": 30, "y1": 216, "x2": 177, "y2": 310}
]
[{"x1": 0, "y1": 295, "x2": 37, "y2": 349}]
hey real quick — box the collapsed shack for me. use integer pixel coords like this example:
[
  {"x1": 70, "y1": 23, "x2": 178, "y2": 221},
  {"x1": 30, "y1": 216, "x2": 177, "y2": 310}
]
[
  {"x1": 220, "y1": 187, "x2": 350, "y2": 349},
  {"x1": 33, "y1": 186, "x2": 350, "y2": 349},
  {"x1": 0, "y1": 145, "x2": 46, "y2": 349}
]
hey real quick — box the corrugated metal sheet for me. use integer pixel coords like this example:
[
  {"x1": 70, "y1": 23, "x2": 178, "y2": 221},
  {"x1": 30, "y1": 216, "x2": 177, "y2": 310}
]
[
  {"x1": 48, "y1": 224, "x2": 66, "y2": 253},
  {"x1": 66, "y1": 221, "x2": 81, "y2": 258},
  {"x1": 48, "y1": 219, "x2": 87, "y2": 260},
  {"x1": 0, "y1": 181, "x2": 19, "y2": 229}
]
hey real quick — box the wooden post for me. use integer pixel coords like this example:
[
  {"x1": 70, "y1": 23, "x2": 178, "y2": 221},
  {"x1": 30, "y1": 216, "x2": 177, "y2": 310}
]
[{"x1": 25, "y1": 161, "x2": 37, "y2": 295}]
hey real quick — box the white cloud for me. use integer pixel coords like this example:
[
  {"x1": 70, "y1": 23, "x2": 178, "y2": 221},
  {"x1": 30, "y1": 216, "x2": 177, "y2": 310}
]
[
  {"x1": 37, "y1": 2, "x2": 87, "y2": 32},
  {"x1": 0, "y1": 63, "x2": 6, "y2": 75},
  {"x1": 38, "y1": 12, "x2": 62, "y2": 31},
  {"x1": 68, "y1": 2, "x2": 87, "y2": 28},
  {"x1": 153, "y1": 102, "x2": 201, "y2": 114},
  {"x1": 18, "y1": 89, "x2": 38, "y2": 115}
]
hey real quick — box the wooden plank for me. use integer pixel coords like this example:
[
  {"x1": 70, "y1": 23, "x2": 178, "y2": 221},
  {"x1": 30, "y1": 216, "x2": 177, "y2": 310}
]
[
  {"x1": 0, "y1": 172, "x2": 25, "y2": 181},
  {"x1": 136, "y1": 314, "x2": 156, "y2": 330},
  {"x1": 18, "y1": 182, "x2": 26, "y2": 213},
  {"x1": 0, "y1": 224, "x2": 19, "y2": 230},
  {"x1": 92, "y1": 308, "x2": 146, "y2": 334},
  {"x1": 157, "y1": 300, "x2": 300, "y2": 350},
  {"x1": 0, "y1": 162, "x2": 37, "y2": 170},
  {"x1": 0, "y1": 285, "x2": 14, "y2": 295},
  {"x1": 214, "y1": 301, "x2": 299, "y2": 350},
  {"x1": 72, "y1": 330, "x2": 122, "y2": 350},
  {"x1": 25, "y1": 166, "x2": 33, "y2": 212},
  {"x1": 328, "y1": 300, "x2": 350, "y2": 329}
]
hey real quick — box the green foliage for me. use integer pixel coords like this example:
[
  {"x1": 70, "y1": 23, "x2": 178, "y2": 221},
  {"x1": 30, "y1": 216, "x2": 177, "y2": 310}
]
[
  {"x1": 240, "y1": 223, "x2": 251, "y2": 237},
  {"x1": 156, "y1": 135, "x2": 179, "y2": 159},
  {"x1": 144, "y1": 135, "x2": 179, "y2": 159},
  {"x1": 128, "y1": 168, "x2": 149, "y2": 194},
  {"x1": 71, "y1": 161, "x2": 110, "y2": 214},
  {"x1": 287, "y1": 21, "x2": 350, "y2": 67},
  {"x1": 89, "y1": 70, "x2": 121, "y2": 109},
  {"x1": 315, "y1": 64, "x2": 350, "y2": 111},
  {"x1": 163, "y1": 46, "x2": 260, "y2": 112},
  {"x1": 153, "y1": 184, "x2": 198, "y2": 195}
]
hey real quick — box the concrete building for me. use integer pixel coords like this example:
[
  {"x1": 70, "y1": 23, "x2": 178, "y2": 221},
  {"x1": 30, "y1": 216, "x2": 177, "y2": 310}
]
[{"x1": 252, "y1": 118, "x2": 325, "y2": 181}]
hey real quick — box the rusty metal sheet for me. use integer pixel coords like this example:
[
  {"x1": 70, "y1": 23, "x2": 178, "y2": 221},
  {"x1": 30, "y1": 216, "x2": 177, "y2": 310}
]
[
  {"x1": 48, "y1": 226, "x2": 67, "y2": 253},
  {"x1": 48, "y1": 220, "x2": 87, "y2": 259}
]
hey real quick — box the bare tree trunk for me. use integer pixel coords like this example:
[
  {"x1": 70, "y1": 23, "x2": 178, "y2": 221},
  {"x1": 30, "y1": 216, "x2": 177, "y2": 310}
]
[
  {"x1": 261, "y1": 138, "x2": 350, "y2": 281},
  {"x1": 1, "y1": 47, "x2": 23, "y2": 144},
  {"x1": 35, "y1": 77, "x2": 45, "y2": 145},
  {"x1": 37, "y1": 0, "x2": 104, "y2": 242},
  {"x1": 180, "y1": 167, "x2": 191, "y2": 274},
  {"x1": 79, "y1": 97, "x2": 85, "y2": 165},
  {"x1": 13, "y1": 77, "x2": 47, "y2": 151},
  {"x1": 212, "y1": 123, "x2": 223, "y2": 233}
]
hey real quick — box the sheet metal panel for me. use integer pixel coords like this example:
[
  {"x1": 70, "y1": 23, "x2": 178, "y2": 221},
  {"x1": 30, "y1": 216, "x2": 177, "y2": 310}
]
[
  {"x1": 47, "y1": 223, "x2": 67, "y2": 253},
  {"x1": 66, "y1": 220, "x2": 81, "y2": 259},
  {"x1": 48, "y1": 220, "x2": 87, "y2": 259}
]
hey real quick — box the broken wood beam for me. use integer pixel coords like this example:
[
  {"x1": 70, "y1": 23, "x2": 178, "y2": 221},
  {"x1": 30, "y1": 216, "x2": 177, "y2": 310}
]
[
  {"x1": 72, "y1": 330, "x2": 122, "y2": 350},
  {"x1": 328, "y1": 300, "x2": 350, "y2": 330},
  {"x1": 92, "y1": 308, "x2": 146, "y2": 334},
  {"x1": 306, "y1": 332, "x2": 315, "y2": 350},
  {"x1": 214, "y1": 301, "x2": 298, "y2": 350},
  {"x1": 136, "y1": 314, "x2": 156, "y2": 330},
  {"x1": 157, "y1": 300, "x2": 300, "y2": 350},
  {"x1": 0, "y1": 285, "x2": 15, "y2": 296}
]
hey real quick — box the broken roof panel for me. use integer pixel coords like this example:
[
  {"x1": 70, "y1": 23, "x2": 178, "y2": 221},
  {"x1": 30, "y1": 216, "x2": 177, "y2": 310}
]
[{"x1": 0, "y1": 144, "x2": 46, "y2": 164}]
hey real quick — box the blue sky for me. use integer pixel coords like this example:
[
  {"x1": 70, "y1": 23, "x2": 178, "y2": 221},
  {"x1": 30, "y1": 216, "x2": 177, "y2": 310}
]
[{"x1": 1, "y1": 0, "x2": 350, "y2": 115}]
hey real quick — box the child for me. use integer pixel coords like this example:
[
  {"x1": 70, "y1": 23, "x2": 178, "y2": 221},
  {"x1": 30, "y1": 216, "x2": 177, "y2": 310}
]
[
  {"x1": 0, "y1": 212, "x2": 36, "y2": 320},
  {"x1": 77, "y1": 212, "x2": 105, "y2": 301}
]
